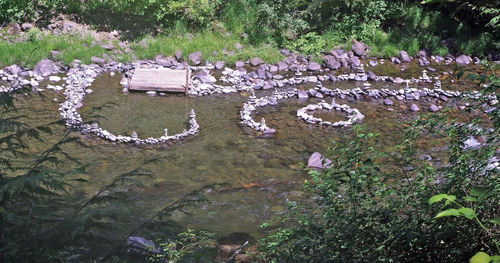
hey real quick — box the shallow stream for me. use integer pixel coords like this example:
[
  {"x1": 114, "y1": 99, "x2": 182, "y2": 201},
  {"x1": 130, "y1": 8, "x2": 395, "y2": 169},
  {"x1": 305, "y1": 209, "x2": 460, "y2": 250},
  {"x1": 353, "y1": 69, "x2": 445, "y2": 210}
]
[{"x1": 12, "y1": 62, "x2": 490, "y2": 244}]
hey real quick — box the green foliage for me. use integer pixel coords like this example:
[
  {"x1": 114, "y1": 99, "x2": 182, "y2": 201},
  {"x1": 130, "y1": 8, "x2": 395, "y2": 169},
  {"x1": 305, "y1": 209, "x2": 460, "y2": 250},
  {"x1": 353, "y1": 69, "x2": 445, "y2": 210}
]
[
  {"x1": 0, "y1": 88, "x2": 216, "y2": 261},
  {"x1": 81, "y1": 0, "x2": 223, "y2": 30},
  {"x1": 284, "y1": 32, "x2": 326, "y2": 56},
  {"x1": 149, "y1": 229, "x2": 215, "y2": 262},
  {"x1": 0, "y1": 31, "x2": 106, "y2": 68}
]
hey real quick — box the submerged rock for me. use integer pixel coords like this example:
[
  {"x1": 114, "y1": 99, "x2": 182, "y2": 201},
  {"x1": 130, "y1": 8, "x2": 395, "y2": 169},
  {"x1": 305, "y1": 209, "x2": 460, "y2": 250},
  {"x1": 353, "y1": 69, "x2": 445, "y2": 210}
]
[{"x1": 429, "y1": 104, "x2": 439, "y2": 112}]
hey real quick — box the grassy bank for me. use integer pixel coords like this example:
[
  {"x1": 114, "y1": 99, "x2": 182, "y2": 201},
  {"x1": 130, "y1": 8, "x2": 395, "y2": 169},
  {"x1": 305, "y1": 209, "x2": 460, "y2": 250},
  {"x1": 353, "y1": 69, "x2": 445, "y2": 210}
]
[{"x1": 0, "y1": 28, "x2": 284, "y2": 68}]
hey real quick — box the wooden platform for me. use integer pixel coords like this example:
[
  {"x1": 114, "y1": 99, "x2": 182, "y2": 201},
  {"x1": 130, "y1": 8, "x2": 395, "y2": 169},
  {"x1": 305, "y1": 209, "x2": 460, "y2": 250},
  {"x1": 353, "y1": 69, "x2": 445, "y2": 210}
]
[{"x1": 129, "y1": 68, "x2": 190, "y2": 94}]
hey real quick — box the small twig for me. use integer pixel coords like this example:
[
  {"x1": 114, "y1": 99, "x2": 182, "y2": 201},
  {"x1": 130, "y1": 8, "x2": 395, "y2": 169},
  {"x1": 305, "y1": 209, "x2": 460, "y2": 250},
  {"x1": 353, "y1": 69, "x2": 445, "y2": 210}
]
[{"x1": 226, "y1": 241, "x2": 248, "y2": 262}]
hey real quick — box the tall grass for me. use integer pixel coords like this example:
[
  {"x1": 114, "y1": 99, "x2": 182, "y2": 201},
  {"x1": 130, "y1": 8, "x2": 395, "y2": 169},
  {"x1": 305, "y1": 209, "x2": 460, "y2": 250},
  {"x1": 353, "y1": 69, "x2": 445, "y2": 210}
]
[
  {"x1": 0, "y1": 29, "x2": 106, "y2": 68},
  {"x1": 130, "y1": 30, "x2": 283, "y2": 64}
]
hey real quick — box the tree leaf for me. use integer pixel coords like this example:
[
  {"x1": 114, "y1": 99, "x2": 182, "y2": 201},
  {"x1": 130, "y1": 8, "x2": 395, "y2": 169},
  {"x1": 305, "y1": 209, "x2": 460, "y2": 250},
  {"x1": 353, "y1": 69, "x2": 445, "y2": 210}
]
[
  {"x1": 470, "y1": 251, "x2": 490, "y2": 263},
  {"x1": 435, "y1": 209, "x2": 460, "y2": 218},
  {"x1": 469, "y1": 187, "x2": 490, "y2": 202},
  {"x1": 429, "y1": 194, "x2": 456, "y2": 204},
  {"x1": 490, "y1": 255, "x2": 500, "y2": 263},
  {"x1": 488, "y1": 217, "x2": 500, "y2": 225},
  {"x1": 457, "y1": 208, "x2": 476, "y2": 219},
  {"x1": 464, "y1": 196, "x2": 478, "y2": 202}
]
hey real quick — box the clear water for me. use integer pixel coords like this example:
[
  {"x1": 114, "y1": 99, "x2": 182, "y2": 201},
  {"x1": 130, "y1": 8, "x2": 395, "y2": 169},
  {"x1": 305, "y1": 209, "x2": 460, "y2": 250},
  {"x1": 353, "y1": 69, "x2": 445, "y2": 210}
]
[{"x1": 10, "y1": 62, "x2": 489, "y2": 243}]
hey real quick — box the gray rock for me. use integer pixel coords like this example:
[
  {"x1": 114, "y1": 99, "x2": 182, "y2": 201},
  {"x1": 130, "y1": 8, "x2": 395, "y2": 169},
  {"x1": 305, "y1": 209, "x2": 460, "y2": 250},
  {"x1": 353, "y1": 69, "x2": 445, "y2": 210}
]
[
  {"x1": 368, "y1": 60, "x2": 378, "y2": 67},
  {"x1": 323, "y1": 55, "x2": 340, "y2": 70},
  {"x1": 410, "y1": 103, "x2": 420, "y2": 112},
  {"x1": 214, "y1": 61, "x2": 225, "y2": 70},
  {"x1": 399, "y1": 50, "x2": 411, "y2": 63},
  {"x1": 434, "y1": 55, "x2": 444, "y2": 63},
  {"x1": 463, "y1": 136, "x2": 481, "y2": 149},
  {"x1": 391, "y1": 57, "x2": 401, "y2": 64},
  {"x1": 419, "y1": 57, "x2": 430, "y2": 67},
  {"x1": 21, "y1": 23, "x2": 34, "y2": 31},
  {"x1": 328, "y1": 74, "x2": 337, "y2": 82},
  {"x1": 91, "y1": 56, "x2": 105, "y2": 65},
  {"x1": 257, "y1": 68, "x2": 266, "y2": 79},
  {"x1": 417, "y1": 49, "x2": 430, "y2": 58},
  {"x1": 188, "y1": 51, "x2": 202, "y2": 65},
  {"x1": 4, "y1": 64, "x2": 21, "y2": 75},
  {"x1": 234, "y1": 43, "x2": 243, "y2": 50},
  {"x1": 34, "y1": 59, "x2": 55, "y2": 77},
  {"x1": 193, "y1": 70, "x2": 216, "y2": 83},
  {"x1": 383, "y1": 99, "x2": 393, "y2": 106},
  {"x1": 429, "y1": 104, "x2": 439, "y2": 112},
  {"x1": 235, "y1": 60, "x2": 245, "y2": 67},
  {"x1": 297, "y1": 89, "x2": 309, "y2": 99},
  {"x1": 263, "y1": 128, "x2": 276, "y2": 135},
  {"x1": 456, "y1": 54, "x2": 472, "y2": 65},
  {"x1": 307, "y1": 62, "x2": 321, "y2": 71},
  {"x1": 308, "y1": 152, "x2": 332, "y2": 169},
  {"x1": 367, "y1": 71, "x2": 377, "y2": 81},
  {"x1": 250, "y1": 57, "x2": 263, "y2": 66},
  {"x1": 277, "y1": 61, "x2": 288, "y2": 71},
  {"x1": 174, "y1": 50, "x2": 183, "y2": 61},
  {"x1": 393, "y1": 77, "x2": 403, "y2": 84},
  {"x1": 352, "y1": 39, "x2": 368, "y2": 56},
  {"x1": 349, "y1": 56, "x2": 361, "y2": 68}
]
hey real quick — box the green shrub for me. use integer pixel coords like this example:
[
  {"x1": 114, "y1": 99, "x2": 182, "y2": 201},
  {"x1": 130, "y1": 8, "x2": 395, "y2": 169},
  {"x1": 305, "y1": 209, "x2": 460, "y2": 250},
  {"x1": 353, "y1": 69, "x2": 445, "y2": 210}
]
[
  {"x1": 284, "y1": 32, "x2": 326, "y2": 56},
  {"x1": 259, "y1": 67, "x2": 500, "y2": 262}
]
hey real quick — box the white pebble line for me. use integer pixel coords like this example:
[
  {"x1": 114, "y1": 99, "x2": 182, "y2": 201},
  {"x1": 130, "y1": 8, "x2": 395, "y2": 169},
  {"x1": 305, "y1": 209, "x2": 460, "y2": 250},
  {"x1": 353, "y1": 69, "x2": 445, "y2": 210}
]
[
  {"x1": 297, "y1": 99, "x2": 365, "y2": 127},
  {"x1": 58, "y1": 65, "x2": 199, "y2": 145}
]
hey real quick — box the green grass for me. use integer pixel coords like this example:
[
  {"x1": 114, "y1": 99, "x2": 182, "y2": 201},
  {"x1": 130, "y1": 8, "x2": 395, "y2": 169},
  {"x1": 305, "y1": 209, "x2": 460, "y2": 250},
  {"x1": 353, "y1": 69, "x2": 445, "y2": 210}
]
[
  {"x1": 116, "y1": 29, "x2": 284, "y2": 65},
  {"x1": 0, "y1": 27, "x2": 283, "y2": 68},
  {"x1": 0, "y1": 29, "x2": 106, "y2": 68}
]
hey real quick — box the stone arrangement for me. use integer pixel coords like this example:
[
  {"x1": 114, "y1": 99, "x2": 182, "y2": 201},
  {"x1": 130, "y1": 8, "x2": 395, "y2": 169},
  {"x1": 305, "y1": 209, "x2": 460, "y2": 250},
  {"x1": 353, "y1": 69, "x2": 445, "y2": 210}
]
[
  {"x1": 297, "y1": 99, "x2": 365, "y2": 127},
  {"x1": 1, "y1": 53, "x2": 498, "y2": 146}
]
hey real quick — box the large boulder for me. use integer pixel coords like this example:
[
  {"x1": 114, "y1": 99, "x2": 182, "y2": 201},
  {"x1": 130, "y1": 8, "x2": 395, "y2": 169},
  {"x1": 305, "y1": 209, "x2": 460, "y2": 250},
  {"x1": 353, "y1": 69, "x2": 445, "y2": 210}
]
[
  {"x1": 323, "y1": 55, "x2": 341, "y2": 70},
  {"x1": 34, "y1": 59, "x2": 56, "y2": 77},
  {"x1": 188, "y1": 51, "x2": 202, "y2": 65},
  {"x1": 352, "y1": 39, "x2": 369, "y2": 56},
  {"x1": 308, "y1": 152, "x2": 332, "y2": 169},
  {"x1": 456, "y1": 54, "x2": 472, "y2": 65}
]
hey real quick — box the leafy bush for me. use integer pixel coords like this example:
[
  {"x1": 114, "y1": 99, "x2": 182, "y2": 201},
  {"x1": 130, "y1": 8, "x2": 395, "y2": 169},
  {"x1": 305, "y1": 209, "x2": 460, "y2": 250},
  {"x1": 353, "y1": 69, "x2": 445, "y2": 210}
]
[
  {"x1": 259, "y1": 66, "x2": 500, "y2": 262},
  {"x1": 284, "y1": 32, "x2": 326, "y2": 56}
]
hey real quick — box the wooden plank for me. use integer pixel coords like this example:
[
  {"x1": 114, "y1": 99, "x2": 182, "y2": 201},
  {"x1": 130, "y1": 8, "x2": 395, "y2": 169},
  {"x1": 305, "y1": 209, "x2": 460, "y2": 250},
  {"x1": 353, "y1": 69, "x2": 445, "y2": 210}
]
[{"x1": 129, "y1": 68, "x2": 190, "y2": 93}]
